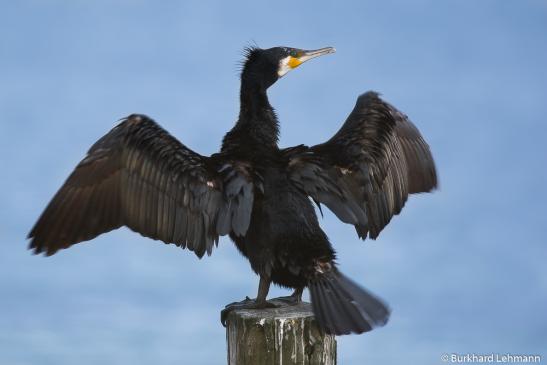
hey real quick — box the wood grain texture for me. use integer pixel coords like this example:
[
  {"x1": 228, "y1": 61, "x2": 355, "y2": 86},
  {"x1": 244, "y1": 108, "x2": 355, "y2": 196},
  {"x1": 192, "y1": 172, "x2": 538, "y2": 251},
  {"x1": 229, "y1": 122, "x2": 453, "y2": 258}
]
[{"x1": 225, "y1": 300, "x2": 336, "y2": 365}]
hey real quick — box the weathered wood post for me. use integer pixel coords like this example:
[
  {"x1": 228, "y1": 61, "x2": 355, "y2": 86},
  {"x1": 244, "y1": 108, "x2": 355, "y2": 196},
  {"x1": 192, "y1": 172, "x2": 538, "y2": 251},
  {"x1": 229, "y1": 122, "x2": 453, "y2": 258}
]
[{"x1": 224, "y1": 300, "x2": 336, "y2": 365}]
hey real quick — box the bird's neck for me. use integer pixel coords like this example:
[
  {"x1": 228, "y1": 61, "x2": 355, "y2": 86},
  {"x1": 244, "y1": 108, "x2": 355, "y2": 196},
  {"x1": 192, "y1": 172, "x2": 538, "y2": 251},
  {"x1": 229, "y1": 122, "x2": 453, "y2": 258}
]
[{"x1": 225, "y1": 76, "x2": 280, "y2": 150}]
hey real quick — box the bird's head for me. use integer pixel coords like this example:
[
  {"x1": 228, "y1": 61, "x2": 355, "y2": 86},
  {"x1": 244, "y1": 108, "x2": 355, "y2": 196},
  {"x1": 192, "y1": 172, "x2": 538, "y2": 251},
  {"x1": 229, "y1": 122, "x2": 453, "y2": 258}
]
[{"x1": 241, "y1": 46, "x2": 336, "y2": 89}]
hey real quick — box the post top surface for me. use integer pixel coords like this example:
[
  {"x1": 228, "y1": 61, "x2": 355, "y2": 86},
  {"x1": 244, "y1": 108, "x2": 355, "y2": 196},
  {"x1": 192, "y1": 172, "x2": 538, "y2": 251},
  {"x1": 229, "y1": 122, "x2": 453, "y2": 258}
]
[{"x1": 229, "y1": 300, "x2": 314, "y2": 321}]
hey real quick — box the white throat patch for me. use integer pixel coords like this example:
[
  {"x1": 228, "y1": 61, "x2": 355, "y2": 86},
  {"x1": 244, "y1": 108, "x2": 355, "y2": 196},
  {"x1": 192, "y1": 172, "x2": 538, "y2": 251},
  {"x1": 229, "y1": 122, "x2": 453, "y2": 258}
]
[{"x1": 277, "y1": 56, "x2": 292, "y2": 77}]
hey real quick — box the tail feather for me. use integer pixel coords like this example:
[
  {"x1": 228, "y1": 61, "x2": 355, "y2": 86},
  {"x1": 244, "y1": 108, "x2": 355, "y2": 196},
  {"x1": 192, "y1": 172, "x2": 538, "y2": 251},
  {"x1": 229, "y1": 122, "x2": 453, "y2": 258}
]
[
  {"x1": 309, "y1": 268, "x2": 390, "y2": 335},
  {"x1": 310, "y1": 280, "x2": 336, "y2": 333},
  {"x1": 317, "y1": 279, "x2": 348, "y2": 335},
  {"x1": 335, "y1": 271, "x2": 390, "y2": 326},
  {"x1": 322, "y1": 276, "x2": 371, "y2": 332}
]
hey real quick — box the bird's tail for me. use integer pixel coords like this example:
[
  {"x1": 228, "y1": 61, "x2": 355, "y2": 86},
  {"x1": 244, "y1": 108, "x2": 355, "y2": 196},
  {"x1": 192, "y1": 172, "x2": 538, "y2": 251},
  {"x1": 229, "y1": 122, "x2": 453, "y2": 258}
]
[{"x1": 308, "y1": 265, "x2": 390, "y2": 335}]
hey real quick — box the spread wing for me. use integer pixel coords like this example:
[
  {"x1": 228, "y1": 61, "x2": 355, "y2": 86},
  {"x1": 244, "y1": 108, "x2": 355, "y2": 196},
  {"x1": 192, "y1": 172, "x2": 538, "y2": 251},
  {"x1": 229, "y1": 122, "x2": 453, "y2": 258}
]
[
  {"x1": 28, "y1": 114, "x2": 257, "y2": 257},
  {"x1": 285, "y1": 91, "x2": 437, "y2": 240}
]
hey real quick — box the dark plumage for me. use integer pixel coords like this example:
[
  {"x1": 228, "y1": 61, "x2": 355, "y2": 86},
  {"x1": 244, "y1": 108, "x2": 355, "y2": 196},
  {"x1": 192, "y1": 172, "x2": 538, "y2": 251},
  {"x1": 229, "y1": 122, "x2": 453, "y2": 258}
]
[{"x1": 28, "y1": 46, "x2": 437, "y2": 335}]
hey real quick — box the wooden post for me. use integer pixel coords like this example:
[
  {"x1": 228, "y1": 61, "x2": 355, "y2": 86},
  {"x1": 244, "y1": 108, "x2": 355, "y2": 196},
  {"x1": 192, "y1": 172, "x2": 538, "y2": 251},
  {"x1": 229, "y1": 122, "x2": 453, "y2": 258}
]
[{"x1": 225, "y1": 300, "x2": 337, "y2": 365}]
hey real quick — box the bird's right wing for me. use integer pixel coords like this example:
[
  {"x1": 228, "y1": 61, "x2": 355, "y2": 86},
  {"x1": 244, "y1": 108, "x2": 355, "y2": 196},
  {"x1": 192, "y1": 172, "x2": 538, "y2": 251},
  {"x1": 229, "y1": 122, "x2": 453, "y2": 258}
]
[
  {"x1": 28, "y1": 114, "x2": 258, "y2": 258},
  {"x1": 285, "y1": 91, "x2": 437, "y2": 240}
]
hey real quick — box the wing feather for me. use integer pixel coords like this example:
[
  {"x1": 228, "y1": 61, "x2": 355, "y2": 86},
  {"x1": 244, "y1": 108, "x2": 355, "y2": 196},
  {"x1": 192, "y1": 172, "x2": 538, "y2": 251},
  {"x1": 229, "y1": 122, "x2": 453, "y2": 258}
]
[
  {"x1": 285, "y1": 91, "x2": 437, "y2": 240},
  {"x1": 28, "y1": 114, "x2": 256, "y2": 257}
]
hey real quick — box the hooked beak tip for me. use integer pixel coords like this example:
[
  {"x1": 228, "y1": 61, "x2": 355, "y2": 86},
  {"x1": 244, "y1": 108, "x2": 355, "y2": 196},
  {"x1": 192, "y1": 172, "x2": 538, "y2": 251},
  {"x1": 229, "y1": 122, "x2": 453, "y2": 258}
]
[
  {"x1": 299, "y1": 47, "x2": 336, "y2": 63},
  {"x1": 308, "y1": 46, "x2": 336, "y2": 56}
]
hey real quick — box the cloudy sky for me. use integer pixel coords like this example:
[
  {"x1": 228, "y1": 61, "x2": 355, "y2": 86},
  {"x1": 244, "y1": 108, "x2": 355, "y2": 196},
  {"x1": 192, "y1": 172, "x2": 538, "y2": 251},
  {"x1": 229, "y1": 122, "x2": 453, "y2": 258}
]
[{"x1": 1, "y1": 1, "x2": 546, "y2": 364}]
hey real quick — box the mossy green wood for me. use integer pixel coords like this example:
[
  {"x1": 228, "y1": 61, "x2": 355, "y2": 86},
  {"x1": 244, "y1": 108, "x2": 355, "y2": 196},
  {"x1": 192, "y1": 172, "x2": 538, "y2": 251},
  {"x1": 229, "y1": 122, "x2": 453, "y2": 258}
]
[{"x1": 225, "y1": 301, "x2": 336, "y2": 365}]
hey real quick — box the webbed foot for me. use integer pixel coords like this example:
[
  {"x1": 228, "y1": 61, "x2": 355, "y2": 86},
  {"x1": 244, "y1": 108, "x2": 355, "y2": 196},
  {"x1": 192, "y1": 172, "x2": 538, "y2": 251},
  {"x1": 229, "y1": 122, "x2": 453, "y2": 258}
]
[
  {"x1": 272, "y1": 295, "x2": 301, "y2": 305},
  {"x1": 271, "y1": 287, "x2": 303, "y2": 305},
  {"x1": 221, "y1": 297, "x2": 279, "y2": 326}
]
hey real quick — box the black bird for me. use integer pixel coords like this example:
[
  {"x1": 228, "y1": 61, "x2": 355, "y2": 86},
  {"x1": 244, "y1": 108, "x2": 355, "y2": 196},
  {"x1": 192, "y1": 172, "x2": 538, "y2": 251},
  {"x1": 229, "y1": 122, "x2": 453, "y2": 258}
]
[{"x1": 28, "y1": 46, "x2": 437, "y2": 335}]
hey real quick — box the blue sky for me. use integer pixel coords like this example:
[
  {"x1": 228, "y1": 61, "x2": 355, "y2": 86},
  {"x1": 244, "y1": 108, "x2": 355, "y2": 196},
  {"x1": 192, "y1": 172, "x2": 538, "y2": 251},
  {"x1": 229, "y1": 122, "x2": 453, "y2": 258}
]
[{"x1": 1, "y1": 1, "x2": 546, "y2": 364}]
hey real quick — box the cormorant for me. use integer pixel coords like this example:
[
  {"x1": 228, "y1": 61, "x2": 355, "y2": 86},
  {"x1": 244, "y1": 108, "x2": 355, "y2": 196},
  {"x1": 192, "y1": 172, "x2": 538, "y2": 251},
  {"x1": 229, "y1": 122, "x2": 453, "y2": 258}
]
[{"x1": 28, "y1": 46, "x2": 437, "y2": 335}]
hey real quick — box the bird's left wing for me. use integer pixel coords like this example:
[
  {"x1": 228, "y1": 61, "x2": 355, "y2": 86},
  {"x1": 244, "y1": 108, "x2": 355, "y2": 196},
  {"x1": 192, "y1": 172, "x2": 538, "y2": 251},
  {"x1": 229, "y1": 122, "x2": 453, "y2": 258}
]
[
  {"x1": 28, "y1": 114, "x2": 258, "y2": 257},
  {"x1": 284, "y1": 91, "x2": 437, "y2": 240}
]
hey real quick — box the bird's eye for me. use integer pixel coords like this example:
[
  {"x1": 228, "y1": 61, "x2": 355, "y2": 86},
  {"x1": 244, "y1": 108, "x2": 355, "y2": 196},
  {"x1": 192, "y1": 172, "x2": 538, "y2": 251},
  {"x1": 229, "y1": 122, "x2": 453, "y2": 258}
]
[{"x1": 289, "y1": 50, "x2": 298, "y2": 57}]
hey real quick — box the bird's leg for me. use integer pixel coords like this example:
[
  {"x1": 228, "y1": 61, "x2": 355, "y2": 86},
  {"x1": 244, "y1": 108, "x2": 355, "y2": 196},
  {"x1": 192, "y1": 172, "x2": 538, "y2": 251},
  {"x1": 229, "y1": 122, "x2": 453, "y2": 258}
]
[
  {"x1": 221, "y1": 275, "x2": 279, "y2": 326},
  {"x1": 255, "y1": 274, "x2": 271, "y2": 305},
  {"x1": 272, "y1": 287, "x2": 304, "y2": 305}
]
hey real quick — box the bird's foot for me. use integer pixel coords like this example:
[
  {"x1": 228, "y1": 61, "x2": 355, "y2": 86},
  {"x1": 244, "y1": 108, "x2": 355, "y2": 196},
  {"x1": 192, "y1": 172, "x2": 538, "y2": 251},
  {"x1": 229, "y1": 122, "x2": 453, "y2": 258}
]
[
  {"x1": 221, "y1": 297, "x2": 280, "y2": 327},
  {"x1": 271, "y1": 288, "x2": 303, "y2": 306},
  {"x1": 271, "y1": 295, "x2": 302, "y2": 305}
]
